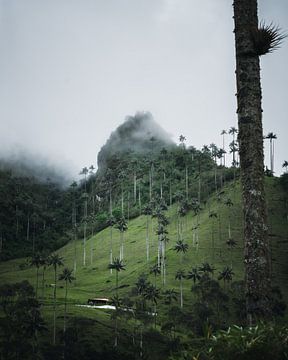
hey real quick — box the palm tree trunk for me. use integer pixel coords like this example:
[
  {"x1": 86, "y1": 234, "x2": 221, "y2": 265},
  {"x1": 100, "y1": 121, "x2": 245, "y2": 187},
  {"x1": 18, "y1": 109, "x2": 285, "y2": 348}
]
[
  {"x1": 42, "y1": 267, "x2": 46, "y2": 300},
  {"x1": 169, "y1": 180, "x2": 172, "y2": 206},
  {"x1": 146, "y1": 216, "x2": 149, "y2": 262},
  {"x1": 154, "y1": 303, "x2": 157, "y2": 328},
  {"x1": 83, "y1": 199, "x2": 87, "y2": 267},
  {"x1": 64, "y1": 281, "x2": 67, "y2": 333},
  {"x1": 110, "y1": 227, "x2": 113, "y2": 274},
  {"x1": 234, "y1": 0, "x2": 271, "y2": 322},
  {"x1": 53, "y1": 268, "x2": 57, "y2": 345},
  {"x1": 36, "y1": 267, "x2": 39, "y2": 298},
  {"x1": 138, "y1": 181, "x2": 142, "y2": 214},
  {"x1": 134, "y1": 172, "x2": 137, "y2": 203},
  {"x1": 26, "y1": 215, "x2": 30, "y2": 244},
  {"x1": 180, "y1": 280, "x2": 183, "y2": 308},
  {"x1": 116, "y1": 271, "x2": 119, "y2": 296},
  {"x1": 185, "y1": 166, "x2": 188, "y2": 200}
]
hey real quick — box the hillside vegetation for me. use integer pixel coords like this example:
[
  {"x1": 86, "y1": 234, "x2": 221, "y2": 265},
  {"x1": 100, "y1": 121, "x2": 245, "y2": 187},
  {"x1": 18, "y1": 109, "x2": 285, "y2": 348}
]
[{"x1": 1, "y1": 114, "x2": 287, "y2": 359}]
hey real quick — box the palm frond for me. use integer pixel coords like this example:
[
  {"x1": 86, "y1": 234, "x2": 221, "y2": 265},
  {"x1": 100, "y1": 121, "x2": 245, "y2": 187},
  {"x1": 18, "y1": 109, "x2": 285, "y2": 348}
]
[{"x1": 251, "y1": 22, "x2": 287, "y2": 56}]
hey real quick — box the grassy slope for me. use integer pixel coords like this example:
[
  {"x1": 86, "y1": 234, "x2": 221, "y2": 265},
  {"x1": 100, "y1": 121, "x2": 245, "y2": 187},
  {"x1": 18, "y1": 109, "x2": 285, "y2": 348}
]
[{"x1": 0, "y1": 177, "x2": 287, "y2": 349}]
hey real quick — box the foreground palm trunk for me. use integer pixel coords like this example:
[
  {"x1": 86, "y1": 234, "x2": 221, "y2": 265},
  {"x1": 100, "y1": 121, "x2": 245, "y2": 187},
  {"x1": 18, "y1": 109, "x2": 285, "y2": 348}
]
[{"x1": 233, "y1": 0, "x2": 271, "y2": 322}]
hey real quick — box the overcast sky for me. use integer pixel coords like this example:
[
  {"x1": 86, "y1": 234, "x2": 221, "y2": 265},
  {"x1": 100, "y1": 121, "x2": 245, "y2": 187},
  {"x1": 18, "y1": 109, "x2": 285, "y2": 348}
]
[{"x1": 0, "y1": 0, "x2": 287, "y2": 178}]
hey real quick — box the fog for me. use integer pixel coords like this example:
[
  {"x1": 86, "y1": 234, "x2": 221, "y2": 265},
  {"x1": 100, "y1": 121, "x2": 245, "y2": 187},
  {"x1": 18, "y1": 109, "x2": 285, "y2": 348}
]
[{"x1": 0, "y1": 0, "x2": 287, "y2": 177}]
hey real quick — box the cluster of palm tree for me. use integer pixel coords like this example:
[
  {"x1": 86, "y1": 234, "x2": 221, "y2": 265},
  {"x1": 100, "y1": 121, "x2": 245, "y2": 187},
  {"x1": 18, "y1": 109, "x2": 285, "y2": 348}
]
[
  {"x1": 30, "y1": 252, "x2": 75, "y2": 345},
  {"x1": 153, "y1": 200, "x2": 169, "y2": 285}
]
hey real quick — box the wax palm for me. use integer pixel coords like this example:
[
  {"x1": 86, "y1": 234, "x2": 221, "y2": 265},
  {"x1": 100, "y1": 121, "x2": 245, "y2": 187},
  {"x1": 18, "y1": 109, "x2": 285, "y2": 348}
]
[
  {"x1": 143, "y1": 204, "x2": 152, "y2": 262},
  {"x1": 108, "y1": 258, "x2": 126, "y2": 296},
  {"x1": 187, "y1": 267, "x2": 202, "y2": 284},
  {"x1": 218, "y1": 266, "x2": 234, "y2": 288},
  {"x1": 48, "y1": 253, "x2": 64, "y2": 345},
  {"x1": 150, "y1": 264, "x2": 161, "y2": 287},
  {"x1": 29, "y1": 253, "x2": 42, "y2": 298},
  {"x1": 39, "y1": 252, "x2": 49, "y2": 300},
  {"x1": 175, "y1": 269, "x2": 186, "y2": 308},
  {"x1": 59, "y1": 268, "x2": 75, "y2": 332},
  {"x1": 116, "y1": 217, "x2": 128, "y2": 260},
  {"x1": 282, "y1": 160, "x2": 288, "y2": 173},
  {"x1": 179, "y1": 134, "x2": 186, "y2": 147},
  {"x1": 163, "y1": 289, "x2": 178, "y2": 306},
  {"x1": 265, "y1": 132, "x2": 277, "y2": 173},
  {"x1": 143, "y1": 284, "x2": 160, "y2": 327},
  {"x1": 107, "y1": 216, "x2": 116, "y2": 272},
  {"x1": 221, "y1": 130, "x2": 227, "y2": 149},
  {"x1": 173, "y1": 240, "x2": 189, "y2": 264},
  {"x1": 199, "y1": 262, "x2": 215, "y2": 276},
  {"x1": 110, "y1": 295, "x2": 123, "y2": 348},
  {"x1": 234, "y1": 2, "x2": 284, "y2": 318}
]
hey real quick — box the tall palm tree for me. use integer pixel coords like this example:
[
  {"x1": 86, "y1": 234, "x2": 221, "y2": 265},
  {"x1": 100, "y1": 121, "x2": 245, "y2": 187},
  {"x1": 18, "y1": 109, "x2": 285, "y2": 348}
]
[
  {"x1": 218, "y1": 266, "x2": 234, "y2": 289},
  {"x1": 143, "y1": 204, "x2": 152, "y2": 262},
  {"x1": 80, "y1": 167, "x2": 89, "y2": 267},
  {"x1": 150, "y1": 264, "x2": 161, "y2": 287},
  {"x1": 116, "y1": 217, "x2": 128, "y2": 261},
  {"x1": 221, "y1": 130, "x2": 227, "y2": 166},
  {"x1": 70, "y1": 181, "x2": 78, "y2": 274},
  {"x1": 29, "y1": 253, "x2": 42, "y2": 298},
  {"x1": 209, "y1": 211, "x2": 218, "y2": 260},
  {"x1": 59, "y1": 268, "x2": 75, "y2": 333},
  {"x1": 265, "y1": 132, "x2": 277, "y2": 174},
  {"x1": 187, "y1": 267, "x2": 202, "y2": 285},
  {"x1": 173, "y1": 240, "x2": 189, "y2": 264},
  {"x1": 175, "y1": 269, "x2": 185, "y2": 308},
  {"x1": 110, "y1": 295, "x2": 123, "y2": 348},
  {"x1": 210, "y1": 143, "x2": 219, "y2": 191},
  {"x1": 107, "y1": 216, "x2": 116, "y2": 273},
  {"x1": 224, "y1": 198, "x2": 234, "y2": 239},
  {"x1": 40, "y1": 253, "x2": 49, "y2": 301},
  {"x1": 233, "y1": 0, "x2": 284, "y2": 321},
  {"x1": 179, "y1": 134, "x2": 186, "y2": 147},
  {"x1": 143, "y1": 284, "x2": 160, "y2": 328},
  {"x1": 163, "y1": 288, "x2": 178, "y2": 307},
  {"x1": 282, "y1": 160, "x2": 288, "y2": 173},
  {"x1": 108, "y1": 258, "x2": 126, "y2": 296},
  {"x1": 226, "y1": 238, "x2": 237, "y2": 268},
  {"x1": 199, "y1": 262, "x2": 215, "y2": 277},
  {"x1": 48, "y1": 253, "x2": 64, "y2": 345}
]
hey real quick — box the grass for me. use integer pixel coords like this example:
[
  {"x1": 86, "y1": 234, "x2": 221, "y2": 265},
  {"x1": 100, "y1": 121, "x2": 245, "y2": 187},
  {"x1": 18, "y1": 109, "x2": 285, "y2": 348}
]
[{"x1": 0, "y1": 177, "x2": 287, "y2": 352}]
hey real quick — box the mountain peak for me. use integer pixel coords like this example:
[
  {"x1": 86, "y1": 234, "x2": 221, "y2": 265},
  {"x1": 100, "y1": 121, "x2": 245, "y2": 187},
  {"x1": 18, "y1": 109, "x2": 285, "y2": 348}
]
[{"x1": 97, "y1": 112, "x2": 175, "y2": 169}]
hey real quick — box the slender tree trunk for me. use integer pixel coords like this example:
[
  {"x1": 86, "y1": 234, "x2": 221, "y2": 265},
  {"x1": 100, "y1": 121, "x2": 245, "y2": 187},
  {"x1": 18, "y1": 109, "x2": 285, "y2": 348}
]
[
  {"x1": 116, "y1": 271, "x2": 119, "y2": 296},
  {"x1": 36, "y1": 267, "x2": 39, "y2": 298},
  {"x1": 64, "y1": 281, "x2": 67, "y2": 333},
  {"x1": 134, "y1": 172, "x2": 137, "y2": 203},
  {"x1": 53, "y1": 268, "x2": 57, "y2": 345},
  {"x1": 73, "y1": 206, "x2": 77, "y2": 275},
  {"x1": 234, "y1": 0, "x2": 271, "y2": 322},
  {"x1": 26, "y1": 215, "x2": 30, "y2": 244},
  {"x1": 138, "y1": 181, "x2": 142, "y2": 214},
  {"x1": 169, "y1": 180, "x2": 172, "y2": 206},
  {"x1": 185, "y1": 166, "x2": 188, "y2": 200},
  {"x1": 270, "y1": 138, "x2": 273, "y2": 172},
  {"x1": 146, "y1": 216, "x2": 149, "y2": 262},
  {"x1": 83, "y1": 199, "x2": 87, "y2": 267},
  {"x1": 180, "y1": 280, "x2": 183, "y2": 308},
  {"x1": 110, "y1": 226, "x2": 113, "y2": 274},
  {"x1": 42, "y1": 267, "x2": 46, "y2": 300}
]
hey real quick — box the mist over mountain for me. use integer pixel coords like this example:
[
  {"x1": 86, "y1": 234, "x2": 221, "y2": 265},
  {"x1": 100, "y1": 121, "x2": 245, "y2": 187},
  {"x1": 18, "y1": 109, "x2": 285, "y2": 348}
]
[
  {"x1": 97, "y1": 112, "x2": 175, "y2": 171},
  {"x1": 0, "y1": 147, "x2": 71, "y2": 186}
]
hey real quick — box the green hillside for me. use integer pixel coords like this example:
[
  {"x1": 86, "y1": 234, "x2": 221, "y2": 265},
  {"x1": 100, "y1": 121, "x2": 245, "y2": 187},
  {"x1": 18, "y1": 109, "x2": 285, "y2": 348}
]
[
  {"x1": 0, "y1": 113, "x2": 287, "y2": 358},
  {"x1": 0, "y1": 176, "x2": 287, "y2": 358}
]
